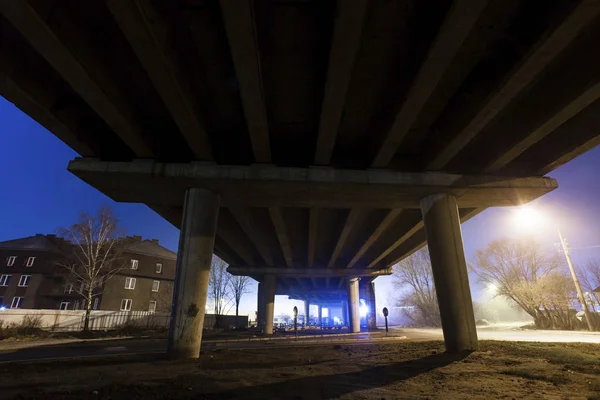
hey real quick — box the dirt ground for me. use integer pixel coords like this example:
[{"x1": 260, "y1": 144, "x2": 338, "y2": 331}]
[{"x1": 2, "y1": 340, "x2": 599, "y2": 400}]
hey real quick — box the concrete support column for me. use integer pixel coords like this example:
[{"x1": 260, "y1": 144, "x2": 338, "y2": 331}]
[
  {"x1": 304, "y1": 300, "x2": 310, "y2": 327},
  {"x1": 318, "y1": 305, "x2": 322, "y2": 326},
  {"x1": 347, "y1": 277, "x2": 360, "y2": 333},
  {"x1": 342, "y1": 300, "x2": 349, "y2": 326},
  {"x1": 259, "y1": 274, "x2": 276, "y2": 334},
  {"x1": 257, "y1": 282, "x2": 265, "y2": 329},
  {"x1": 365, "y1": 279, "x2": 377, "y2": 330},
  {"x1": 168, "y1": 188, "x2": 219, "y2": 359},
  {"x1": 421, "y1": 194, "x2": 478, "y2": 352}
]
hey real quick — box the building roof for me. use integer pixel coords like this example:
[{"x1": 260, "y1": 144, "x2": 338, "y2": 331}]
[
  {"x1": 0, "y1": 234, "x2": 67, "y2": 253},
  {"x1": 123, "y1": 239, "x2": 177, "y2": 260}
]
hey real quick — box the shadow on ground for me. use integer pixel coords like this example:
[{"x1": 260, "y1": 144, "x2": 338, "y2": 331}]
[{"x1": 212, "y1": 351, "x2": 471, "y2": 400}]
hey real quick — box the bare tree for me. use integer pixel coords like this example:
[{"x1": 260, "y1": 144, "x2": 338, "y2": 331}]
[
  {"x1": 471, "y1": 237, "x2": 575, "y2": 329},
  {"x1": 229, "y1": 275, "x2": 251, "y2": 316},
  {"x1": 57, "y1": 207, "x2": 126, "y2": 331},
  {"x1": 578, "y1": 259, "x2": 600, "y2": 311},
  {"x1": 393, "y1": 248, "x2": 441, "y2": 327},
  {"x1": 209, "y1": 256, "x2": 233, "y2": 326}
]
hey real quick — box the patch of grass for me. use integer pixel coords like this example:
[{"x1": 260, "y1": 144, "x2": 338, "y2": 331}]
[{"x1": 500, "y1": 369, "x2": 570, "y2": 385}]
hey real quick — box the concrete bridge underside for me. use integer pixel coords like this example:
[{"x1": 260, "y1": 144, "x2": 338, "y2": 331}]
[{"x1": 1, "y1": 0, "x2": 600, "y2": 358}]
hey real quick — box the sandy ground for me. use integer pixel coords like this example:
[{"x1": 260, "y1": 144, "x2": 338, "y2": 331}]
[{"x1": 1, "y1": 340, "x2": 599, "y2": 399}]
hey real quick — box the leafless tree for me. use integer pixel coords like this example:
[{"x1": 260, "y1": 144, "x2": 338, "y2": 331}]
[
  {"x1": 578, "y1": 259, "x2": 600, "y2": 311},
  {"x1": 209, "y1": 256, "x2": 233, "y2": 326},
  {"x1": 393, "y1": 248, "x2": 441, "y2": 327},
  {"x1": 229, "y1": 275, "x2": 251, "y2": 316},
  {"x1": 470, "y1": 237, "x2": 575, "y2": 329},
  {"x1": 57, "y1": 207, "x2": 127, "y2": 331}
]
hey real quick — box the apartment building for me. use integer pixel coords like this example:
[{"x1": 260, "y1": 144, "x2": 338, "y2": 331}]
[{"x1": 0, "y1": 234, "x2": 176, "y2": 312}]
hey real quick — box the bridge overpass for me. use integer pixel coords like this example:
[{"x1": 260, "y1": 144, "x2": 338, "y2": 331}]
[{"x1": 0, "y1": 0, "x2": 598, "y2": 358}]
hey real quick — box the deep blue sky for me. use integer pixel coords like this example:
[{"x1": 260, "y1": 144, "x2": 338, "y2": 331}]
[{"x1": 2, "y1": 95, "x2": 600, "y2": 315}]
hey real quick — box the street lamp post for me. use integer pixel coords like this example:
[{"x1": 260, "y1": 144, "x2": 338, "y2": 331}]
[{"x1": 557, "y1": 229, "x2": 595, "y2": 331}]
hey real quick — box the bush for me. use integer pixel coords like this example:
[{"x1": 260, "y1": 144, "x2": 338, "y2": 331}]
[{"x1": 0, "y1": 314, "x2": 46, "y2": 339}]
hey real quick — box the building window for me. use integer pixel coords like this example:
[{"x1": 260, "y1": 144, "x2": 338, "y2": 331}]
[
  {"x1": 59, "y1": 301, "x2": 69, "y2": 310},
  {"x1": 11, "y1": 297, "x2": 24, "y2": 309},
  {"x1": 64, "y1": 283, "x2": 73, "y2": 294},
  {"x1": 124, "y1": 277, "x2": 136, "y2": 290},
  {"x1": 149, "y1": 300, "x2": 157, "y2": 313},
  {"x1": 6, "y1": 256, "x2": 16, "y2": 267},
  {"x1": 152, "y1": 280, "x2": 160, "y2": 292},
  {"x1": 18, "y1": 275, "x2": 31, "y2": 287},
  {"x1": 130, "y1": 259, "x2": 139, "y2": 270},
  {"x1": 73, "y1": 300, "x2": 80, "y2": 310},
  {"x1": 93, "y1": 297, "x2": 100, "y2": 310},
  {"x1": 120, "y1": 299, "x2": 132, "y2": 311},
  {"x1": 25, "y1": 257, "x2": 35, "y2": 267},
  {"x1": 156, "y1": 263, "x2": 162, "y2": 274},
  {"x1": 0, "y1": 275, "x2": 11, "y2": 286}
]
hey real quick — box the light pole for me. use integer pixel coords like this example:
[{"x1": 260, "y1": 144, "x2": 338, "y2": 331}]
[
  {"x1": 557, "y1": 229, "x2": 595, "y2": 331},
  {"x1": 515, "y1": 206, "x2": 595, "y2": 331}
]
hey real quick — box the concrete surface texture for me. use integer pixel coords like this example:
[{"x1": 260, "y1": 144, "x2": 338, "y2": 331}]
[{"x1": 2, "y1": 1, "x2": 600, "y2": 358}]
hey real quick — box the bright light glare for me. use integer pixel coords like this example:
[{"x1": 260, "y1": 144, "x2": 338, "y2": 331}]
[
  {"x1": 333, "y1": 316, "x2": 341, "y2": 324},
  {"x1": 487, "y1": 283, "x2": 498, "y2": 296},
  {"x1": 359, "y1": 299, "x2": 368, "y2": 317},
  {"x1": 0, "y1": 307, "x2": 5, "y2": 311},
  {"x1": 513, "y1": 205, "x2": 544, "y2": 231}
]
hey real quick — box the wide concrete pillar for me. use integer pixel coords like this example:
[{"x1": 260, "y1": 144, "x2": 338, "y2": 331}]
[
  {"x1": 259, "y1": 274, "x2": 276, "y2": 334},
  {"x1": 365, "y1": 280, "x2": 377, "y2": 330},
  {"x1": 317, "y1": 305, "x2": 322, "y2": 326},
  {"x1": 421, "y1": 194, "x2": 478, "y2": 352},
  {"x1": 168, "y1": 188, "x2": 219, "y2": 359},
  {"x1": 347, "y1": 277, "x2": 360, "y2": 333},
  {"x1": 304, "y1": 300, "x2": 310, "y2": 327}
]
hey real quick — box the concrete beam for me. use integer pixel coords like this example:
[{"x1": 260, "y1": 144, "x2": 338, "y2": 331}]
[
  {"x1": 220, "y1": 0, "x2": 271, "y2": 163},
  {"x1": 0, "y1": 1, "x2": 153, "y2": 158},
  {"x1": 269, "y1": 207, "x2": 293, "y2": 267},
  {"x1": 308, "y1": 207, "x2": 320, "y2": 268},
  {"x1": 106, "y1": 0, "x2": 213, "y2": 160},
  {"x1": 428, "y1": 1, "x2": 600, "y2": 170},
  {"x1": 314, "y1": 0, "x2": 368, "y2": 165},
  {"x1": 486, "y1": 81, "x2": 600, "y2": 172},
  {"x1": 346, "y1": 209, "x2": 401, "y2": 268},
  {"x1": 227, "y1": 266, "x2": 393, "y2": 278},
  {"x1": 216, "y1": 225, "x2": 255, "y2": 267},
  {"x1": 328, "y1": 208, "x2": 360, "y2": 268},
  {"x1": 68, "y1": 160, "x2": 558, "y2": 209},
  {"x1": 0, "y1": 71, "x2": 93, "y2": 157},
  {"x1": 372, "y1": 0, "x2": 490, "y2": 168},
  {"x1": 366, "y1": 220, "x2": 424, "y2": 268},
  {"x1": 229, "y1": 206, "x2": 274, "y2": 266}
]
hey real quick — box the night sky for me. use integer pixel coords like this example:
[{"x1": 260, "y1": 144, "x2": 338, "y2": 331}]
[{"x1": 2, "y1": 95, "x2": 600, "y2": 316}]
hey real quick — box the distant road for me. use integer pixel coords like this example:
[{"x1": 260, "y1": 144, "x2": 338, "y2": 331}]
[
  {"x1": 1, "y1": 324, "x2": 598, "y2": 363},
  {"x1": 392, "y1": 322, "x2": 600, "y2": 344}
]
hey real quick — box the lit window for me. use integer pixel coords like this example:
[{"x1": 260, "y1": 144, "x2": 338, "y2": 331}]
[
  {"x1": 93, "y1": 297, "x2": 100, "y2": 310},
  {"x1": 152, "y1": 280, "x2": 160, "y2": 292},
  {"x1": 149, "y1": 300, "x2": 157, "y2": 313},
  {"x1": 11, "y1": 297, "x2": 24, "y2": 309},
  {"x1": 25, "y1": 257, "x2": 35, "y2": 267},
  {"x1": 59, "y1": 301, "x2": 69, "y2": 310},
  {"x1": 0, "y1": 275, "x2": 11, "y2": 286},
  {"x1": 64, "y1": 284, "x2": 73, "y2": 294},
  {"x1": 124, "y1": 277, "x2": 136, "y2": 290},
  {"x1": 6, "y1": 256, "x2": 16, "y2": 266},
  {"x1": 120, "y1": 299, "x2": 132, "y2": 311},
  {"x1": 130, "y1": 259, "x2": 139, "y2": 270},
  {"x1": 156, "y1": 263, "x2": 162, "y2": 274},
  {"x1": 18, "y1": 275, "x2": 31, "y2": 287}
]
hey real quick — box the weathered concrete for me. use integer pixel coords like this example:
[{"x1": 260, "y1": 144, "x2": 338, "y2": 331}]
[
  {"x1": 363, "y1": 279, "x2": 377, "y2": 329},
  {"x1": 421, "y1": 194, "x2": 478, "y2": 352},
  {"x1": 347, "y1": 278, "x2": 360, "y2": 333},
  {"x1": 304, "y1": 300, "x2": 310, "y2": 326},
  {"x1": 259, "y1": 274, "x2": 276, "y2": 334},
  {"x1": 229, "y1": 266, "x2": 393, "y2": 277},
  {"x1": 68, "y1": 159, "x2": 558, "y2": 209},
  {"x1": 257, "y1": 282, "x2": 265, "y2": 330},
  {"x1": 168, "y1": 188, "x2": 219, "y2": 359}
]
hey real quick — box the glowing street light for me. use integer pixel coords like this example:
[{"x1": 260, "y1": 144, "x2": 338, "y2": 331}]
[{"x1": 513, "y1": 205, "x2": 595, "y2": 331}]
